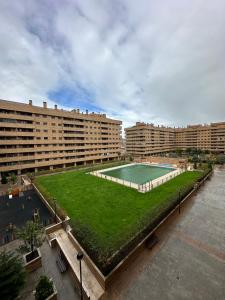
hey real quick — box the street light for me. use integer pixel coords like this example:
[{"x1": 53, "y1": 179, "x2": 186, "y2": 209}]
[
  {"x1": 77, "y1": 251, "x2": 84, "y2": 300},
  {"x1": 53, "y1": 198, "x2": 57, "y2": 223},
  {"x1": 178, "y1": 190, "x2": 181, "y2": 214}
]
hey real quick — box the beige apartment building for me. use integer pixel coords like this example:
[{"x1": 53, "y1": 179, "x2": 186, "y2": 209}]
[
  {"x1": 125, "y1": 121, "x2": 225, "y2": 157},
  {"x1": 125, "y1": 122, "x2": 175, "y2": 156},
  {"x1": 0, "y1": 99, "x2": 122, "y2": 176}
]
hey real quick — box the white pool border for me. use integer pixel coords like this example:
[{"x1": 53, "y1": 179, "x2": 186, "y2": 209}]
[{"x1": 90, "y1": 163, "x2": 184, "y2": 193}]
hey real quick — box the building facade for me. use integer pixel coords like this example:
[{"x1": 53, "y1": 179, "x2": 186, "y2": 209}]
[
  {"x1": 0, "y1": 99, "x2": 122, "y2": 176},
  {"x1": 125, "y1": 122, "x2": 175, "y2": 156},
  {"x1": 125, "y1": 122, "x2": 225, "y2": 157}
]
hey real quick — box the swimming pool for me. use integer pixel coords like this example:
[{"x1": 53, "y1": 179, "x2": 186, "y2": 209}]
[{"x1": 101, "y1": 164, "x2": 175, "y2": 185}]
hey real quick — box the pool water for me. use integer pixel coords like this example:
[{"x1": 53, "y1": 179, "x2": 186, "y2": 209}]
[{"x1": 101, "y1": 164, "x2": 175, "y2": 185}]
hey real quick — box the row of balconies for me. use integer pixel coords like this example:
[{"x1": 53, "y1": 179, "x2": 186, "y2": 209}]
[
  {"x1": 0, "y1": 148, "x2": 120, "y2": 163},
  {"x1": 0, "y1": 121, "x2": 35, "y2": 129},
  {"x1": 0, "y1": 153, "x2": 119, "y2": 172},
  {"x1": 0, "y1": 111, "x2": 121, "y2": 128},
  {"x1": 0, "y1": 144, "x2": 120, "y2": 154},
  {"x1": 0, "y1": 130, "x2": 120, "y2": 138}
]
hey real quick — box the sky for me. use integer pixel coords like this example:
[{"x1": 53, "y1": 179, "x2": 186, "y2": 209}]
[{"x1": 0, "y1": 0, "x2": 225, "y2": 130}]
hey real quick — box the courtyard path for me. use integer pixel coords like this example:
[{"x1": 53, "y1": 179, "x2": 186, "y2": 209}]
[{"x1": 106, "y1": 168, "x2": 225, "y2": 300}]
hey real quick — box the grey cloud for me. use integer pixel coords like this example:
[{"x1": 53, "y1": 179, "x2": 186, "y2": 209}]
[{"x1": 0, "y1": 0, "x2": 225, "y2": 130}]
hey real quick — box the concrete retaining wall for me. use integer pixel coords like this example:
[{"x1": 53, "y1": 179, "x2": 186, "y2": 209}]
[
  {"x1": 67, "y1": 230, "x2": 106, "y2": 290},
  {"x1": 33, "y1": 184, "x2": 61, "y2": 223}
]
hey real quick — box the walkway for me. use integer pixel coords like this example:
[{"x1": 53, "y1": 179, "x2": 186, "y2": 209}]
[
  {"x1": 1, "y1": 240, "x2": 79, "y2": 300},
  {"x1": 106, "y1": 169, "x2": 225, "y2": 300},
  {"x1": 49, "y1": 228, "x2": 104, "y2": 300}
]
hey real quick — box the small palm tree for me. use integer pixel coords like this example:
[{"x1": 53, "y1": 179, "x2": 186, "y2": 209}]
[
  {"x1": 17, "y1": 220, "x2": 45, "y2": 257},
  {"x1": 10, "y1": 173, "x2": 17, "y2": 184}
]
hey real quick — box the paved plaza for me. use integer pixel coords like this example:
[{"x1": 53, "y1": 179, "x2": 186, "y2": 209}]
[
  {"x1": 107, "y1": 169, "x2": 225, "y2": 300},
  {"x1": 0, "y1": 189, "x2": 54, "y2": 245},
  {"x1": 2, "y1": 240, "x2": 80, "y2": 300}
]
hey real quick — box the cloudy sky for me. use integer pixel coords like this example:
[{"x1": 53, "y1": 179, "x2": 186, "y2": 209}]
[{"x1": 0, "y1": 0, "x2": 225, "y2": 130}]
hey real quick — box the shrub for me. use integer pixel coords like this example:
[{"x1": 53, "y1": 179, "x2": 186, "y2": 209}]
[
  {"x1": 12, "y1": 187, "x2": 20, "y2": 197},
  {"x1": 1, "y1": 174, "x2": 7, "y2": 184},
  {"x1": 10, "y1": 173, "x2": 17, "y2": 184},
  {"x1": 17, "y1": 220, "x2": 45, "y2": 255},
  {"x1": 207, "y1": 160, "x2": 213, "y2": 170},
  {"x1": 215, "y1": 154, "x2": 225, "y2": 165},
  {"x1": 0, "y1": 251, "x2": 26, "y2": 300},
  {"x1": 35, "y1": 276, "x2": 54, "y2": 300}
]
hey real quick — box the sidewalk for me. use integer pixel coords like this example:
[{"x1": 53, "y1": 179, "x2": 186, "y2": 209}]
[{"x1": 49, "y1": 228, "x2": 105, "y2": 300}]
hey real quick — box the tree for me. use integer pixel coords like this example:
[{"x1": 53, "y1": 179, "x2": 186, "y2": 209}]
[
  {"x1": 175, "y1": 148, "x2": 183, "y2": 157},
  {"x1": 0, "y1": 251, "x2": 26, "y2": 300},
  {"x1": 207, "y1": 160, "x2": 213, "y2": 170},
  {"x1": 35, "y1": 276, "x2": 54, "y2": 300},
  {"x1": 186, "y1": 147, "x2": 192, "y2": 155},
  {"x1": 1, "y1": 174, "x2": 7, "y2": 184},
  {"x1": 17, "y1": 220, "x2": 45, "y2": 257},
  {"x1": 10, "y1": 173, "x2": 17, "y2": 184},
  {"x1": 192, "y1": 154, "x2": 199, "y2": 163},
  {"x1": 27, "y1": 172, "x2": 35, "y2": 183},
  {"x1": 215, "y1": 154, "x2": 225, "y2": 165}
]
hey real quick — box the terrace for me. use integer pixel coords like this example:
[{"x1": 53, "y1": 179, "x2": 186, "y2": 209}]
[{"x1": 35, "y1": 166, "x2": 208, "y2": 276}]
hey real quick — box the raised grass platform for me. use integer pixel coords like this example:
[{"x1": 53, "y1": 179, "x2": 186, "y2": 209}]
[{"x1": 35, "y1": 165, "x2": 207, "y2": 275}]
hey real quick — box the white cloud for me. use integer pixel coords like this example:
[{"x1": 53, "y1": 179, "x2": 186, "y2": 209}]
[{"x1": 0, "y1": 0, "x2": 225, "y2": 131}]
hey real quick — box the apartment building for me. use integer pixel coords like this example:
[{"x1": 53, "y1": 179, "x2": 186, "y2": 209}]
[
  {"x1": 125, "y1": 122, "x2": 225, "y2": 157},
  {"x1": 125, "y1": 122, "x2": 175, "y2": 156},
  {"x1": 0, "y1": 99, "x2": 122, "y2": 176}
]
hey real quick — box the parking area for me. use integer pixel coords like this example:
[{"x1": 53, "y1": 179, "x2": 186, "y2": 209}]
[{"x1": 107, "y1": 169, "x2": 225, "y2": 300}]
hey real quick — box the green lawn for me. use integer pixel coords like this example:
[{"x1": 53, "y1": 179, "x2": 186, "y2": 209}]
[{"x1": 35, "y1": 168, "x2": 205, "y2": 273}]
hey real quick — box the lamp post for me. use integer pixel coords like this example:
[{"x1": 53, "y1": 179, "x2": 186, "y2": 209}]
[
  {"x1": 178, "y1": 190, "x2": 181, "y2": 214},
  {"x1": 53, "y1": 198, "x2": 57, "y2": 223},
  {"x1": 77, "y1": 251, "x2": 84, "y2": 300}
]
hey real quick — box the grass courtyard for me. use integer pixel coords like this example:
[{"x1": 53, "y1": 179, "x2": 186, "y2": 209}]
[{"x1": 35, "y1": 166, "x2": 206, "y2": 274}]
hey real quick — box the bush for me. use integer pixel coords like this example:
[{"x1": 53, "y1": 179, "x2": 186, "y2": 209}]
[
  {"x1": 1, "y1": 175, "x2": 7, "y2": 184},
  {"x1": 0, "y1": 251, "x2": 26, "y2": 300},
  {"x1": 10, "y1": 173, "x2": 17, "y2": 184},
  {"x1": 17, "y1": 220, "x2": 45, "y2": 255},
  {"x1": 215, "y1": 154, "x2": 225, "y2": 165},
  {"x1": 35, "y1": 276, "x2": 54, "y2": 300}
]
